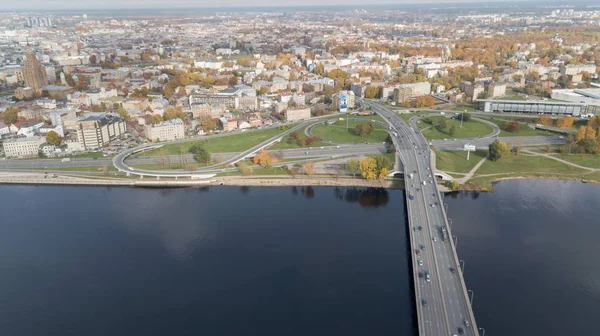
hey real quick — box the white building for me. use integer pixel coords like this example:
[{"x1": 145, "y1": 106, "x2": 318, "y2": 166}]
[
  {"x1": 3, "y1": 136, "x2": 44, "y2": 158},
  {"x1": 285, "y1": 107, "x2": 311, "y2": 122},
  {"x1": 0, "y1": 122, "x2": 9, "y2": 136},
  {"x1": 145, "y1": 118, "x2": 185, "y2": 142},
  {"x1": 75, "y1": 114, "x2": 127, "y2": 150}
]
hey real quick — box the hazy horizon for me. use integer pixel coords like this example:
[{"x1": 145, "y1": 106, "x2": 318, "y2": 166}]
[{"x1": 0, "y1": 0, "x2": 574, "y2": 12}]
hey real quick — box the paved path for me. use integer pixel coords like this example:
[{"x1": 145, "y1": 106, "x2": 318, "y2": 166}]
[
  {"x1": 521, "y1": 150, "x2": 598, "y2": 171},
  {"x1": 455, "y1": 156, "x2": 489, "y2": 184}
]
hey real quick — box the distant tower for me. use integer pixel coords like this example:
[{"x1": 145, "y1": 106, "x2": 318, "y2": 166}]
[
  {"x1": 22, "y1": 46, "x2": 48, "y2": 95},
  {"x1": 550, "y1": 32, "x2": 563, "y2": 46},
  {"x1": 60, "y1": 71, "x2": 67, "y2": 85},
  {"x1": 441, "y1": 45, "x2": 452, "y2": 62}
]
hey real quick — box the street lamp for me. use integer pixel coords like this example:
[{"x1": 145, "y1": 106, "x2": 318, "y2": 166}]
[
  {"x1": 479, "y1": 327, "x2": 486, "y2": 336},
  {"x1": 468, "y1": 289, "x2": 474, "y2": 305},
  {"x1": 448, "y1": 218, "x2": 453, "y2": 228},
  {"x1": 453, "y1": 235, "x2": 458, "y2": 247},
  {"x1": 460, "y1": 259, "x2": 465, "y2": 272},
  {"x1": 444, "y1": 203, "x2": 448, "y2": 213}
]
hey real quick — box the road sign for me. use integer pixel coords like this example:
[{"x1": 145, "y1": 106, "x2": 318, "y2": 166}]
[{"x1": 464, "y1": 144, "x2": 476, "y2": 151}]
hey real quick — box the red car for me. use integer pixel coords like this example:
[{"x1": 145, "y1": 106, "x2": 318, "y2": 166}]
[{"x1": 416, "y1": 249, "x2": 421, "y2": 255}]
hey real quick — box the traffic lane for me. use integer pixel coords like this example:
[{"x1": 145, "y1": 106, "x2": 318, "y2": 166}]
[
  {"x1": 411, "y1": 188, "x2": 447, "y2": 335},
  {"x1": 413, "y1": 148, "x2": 453, "y2": 334},
  {"x1": 428, "y1": 207, "x2": 473, "y2": 335},
  {"x1": 405, "y1": 156, "x2": 446, "y2": 334},
  {"x1": 408, "y1": 147, "x2": 451, "y2": 334}
]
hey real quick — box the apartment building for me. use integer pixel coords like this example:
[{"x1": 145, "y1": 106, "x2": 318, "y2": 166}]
[
  {"x1": 3, "y1": 136, "x2": 44, "y2": 158},
  {"x1": 145, "y1": 118, "x2": 185, "y2": 142},
  {"x1": 285, "y1": 107, "x2": 311, "y2": 122},
  {"x1": 74, "y1": 114, "x2": 126, "y2": 150}
]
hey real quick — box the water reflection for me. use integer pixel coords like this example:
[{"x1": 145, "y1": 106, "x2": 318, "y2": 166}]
[
  {"x1": 240, "y1": 186, "x2": 250, "y2": 194},
  {"x1": 340, "y1": 188, "x2": 390, "y2": 208}
]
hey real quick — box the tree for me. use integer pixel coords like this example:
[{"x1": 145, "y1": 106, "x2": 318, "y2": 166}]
[
  {"x1": 355, "y1": 123, "x2": 374, "y2": 137},
  {"x1": 374, "y1": 155, "x2": 391, "y2": 172},
  {"x1": 117, "y1": 105, "x2": 130, "y2": 121},
  {"x1": 288, "y1": 131, "x2": 298, "y2": 144},
  {"x1": 556, "y1": 116, "x2": 574, "y2": 128},
  {"x1": 359, "y1": 157, "x2": 378, "y2": 180},
  {"x1": 46, "y1": 131, "x2": 62, "y2": 146},
  {"x1": 502, "y1": 121, "x2": 520, "y2": 133},
  {"x1": 576, "y1": 125, "x2": 586, "y2": 142},
  {"x1": 346, "y1": 159, "x2": 361, "y2": 178},
  {"x1": 303, "y1": 162, "x2": 315, "y2": 175},
  {"x1": 489, "y1": 139, "x2": 510, "y2": 161},
  {"x1": 201, "y1": 117, "x2": 217, "y2": 132},
  {"x1": 414, "y1": 95, "x2": 435, "y2": 108},
  {"x1": 364, "y1": 86, "x2": 380, "y2": 99},
  {"x1": 436, "y1": 118, "x2": 447, "y2": 131},
  {"x1": 538, "y1": 115, "x2": 553, "y2": 126},
  {"x1": 378, "y1": 168, "x2": 389, "y2": 180},
  {"x1": 253, "y1": 151, "x2": 273, "y2": 167},
  {"x1": 587, "y1": 116, "x2": 599, "y2": 130},
  {"x1": 1, "y1": 107, "x2": 20, "y2": 124},
  {"x1": 585, "y1": 125, "x2": 597, "y2": 140},
  {"x1": 238, "y1": 161, "x2": 253, "y2": 176},
  {"x1": 449, "y1": 125, "x2": 456, "y2": 136},
  {"x1": 189, "y1": 144, "x2": 211, "y2": 164},
  {"x1": 457, "y1": 113, "x2": 471, "y2": 122},
  {"x1": 228, "y1": 76, "x2": 238, "y2": 86}
]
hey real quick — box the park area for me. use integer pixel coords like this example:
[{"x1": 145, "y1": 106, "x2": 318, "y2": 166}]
[
  {"x1": 419, "y1": 116, "x2": 494, "y2": 140},
  {"x1": 310, "y1": 120, "x2": 389, "y2": 144},
  {"x1": 143, "y1": 126, "x2": 290, "y2": 157}
]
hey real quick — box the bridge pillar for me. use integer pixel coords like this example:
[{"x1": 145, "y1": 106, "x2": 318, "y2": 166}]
[
  {"x1": 126, "y1": 172, "x2": 130, "y2": 177},
  {"x1": 156, "y1": 176, "x2": 160, "y2": 180}
]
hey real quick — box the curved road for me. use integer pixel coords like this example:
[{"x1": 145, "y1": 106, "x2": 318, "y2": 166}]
[{"x1": 112, "y1": 115, "x2": 350, "y2": 177}]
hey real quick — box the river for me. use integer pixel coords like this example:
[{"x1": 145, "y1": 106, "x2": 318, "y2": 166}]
[
  {"x1": 445, "y1": 179, "x2": 600, "y2": 336},
  {"x1": 0, "y1": 186, "x2": 414, "y2": 335},
  {"x1": 0, "y1": 180, "x2": 598, "y2": 335}
]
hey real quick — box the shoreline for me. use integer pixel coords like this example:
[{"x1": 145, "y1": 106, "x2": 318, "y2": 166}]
[
  {"x1": 0, "y1": 172, "x2": 596, "y2": 191},
  {"x1": 0, "y1": 172, "x2": 403, "y2": 189}
]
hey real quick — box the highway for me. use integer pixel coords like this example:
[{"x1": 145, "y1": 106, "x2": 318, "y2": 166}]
[
  {"x1": 0, "y1": 144, "x2": 387, "y2": 170},
  {"x1": 363, "y1": 99, "x2": 478, "y2": 336}
]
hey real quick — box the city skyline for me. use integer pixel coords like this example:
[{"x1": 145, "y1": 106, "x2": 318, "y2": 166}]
[{"x1": 1, "y1": 0, "x2": 565, "y2": 11}]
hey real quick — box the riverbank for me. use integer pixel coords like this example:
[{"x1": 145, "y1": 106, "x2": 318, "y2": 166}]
[{"x1": 0, "y1": 172, "x2": 402, "y2": 189}]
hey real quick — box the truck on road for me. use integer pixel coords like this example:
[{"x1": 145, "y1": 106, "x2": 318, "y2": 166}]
[
  {"x1": 441, "y1": 226, "x2": 449, "y2": 242},
  {"x1": 61, "y1": 158, "x2": 71, "y2": 162}
]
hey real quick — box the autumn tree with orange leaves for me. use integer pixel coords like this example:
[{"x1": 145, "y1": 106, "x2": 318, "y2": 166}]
[
  {"x1": 253, "y1": 151, "x2": 273, "y2": 167},
  {"x1": 556, "y1": 116, "x2": 574, "y2": 128}
]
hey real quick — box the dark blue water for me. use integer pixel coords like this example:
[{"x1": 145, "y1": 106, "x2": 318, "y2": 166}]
[
  {"x1": 2, "y1": 180, "x2": 599, "y2": 336},
  {"x1": 445, "y1": 179, "x2": 600, "y2": 336},
  {"x1": 0, "y1": 186, "x2": 414, "y2": 336}
]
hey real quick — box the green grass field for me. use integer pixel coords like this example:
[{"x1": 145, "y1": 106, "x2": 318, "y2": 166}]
[
  {"x1": 145, "y1": 127, "x2": 290, "y2": 156},
  {"x1": 435, "y1": 150, "x2": 488, "y2": 174},
  {"x1": 553, "y1": 154, "x2": 600, "y2": 168},
  {"x1": 398, "y1": 110, "x2": 438, "y2": 122},
  {"x1": 420, "y1": 117, "x2": 494, "y2": 140},
  {"x1": 486, "y1": 119, "x2": 550, "y2": 137},
  {"x1": 269, "y1": 124, "x2": 331, "y2": 150},
  {"x1": 476, "y1": 155, "x2": 588, "y2": 175},
  {"x1": 451, "y1": 104, "x2": 477, "y2": 112},
  {"x1": 311, "y1": 120, "x2": 389, "y2": 144}
]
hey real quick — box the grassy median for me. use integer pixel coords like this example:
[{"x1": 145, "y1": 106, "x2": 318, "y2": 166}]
[
  {"x1": 144, "y1": 127, "x2": 290, "y2": 156},
  {"x1": 420, "y1": 117, "x2": 494, "y2": 140},
  {"x1": 311, "y1": 120, "x2": 389, "y2": 144}
]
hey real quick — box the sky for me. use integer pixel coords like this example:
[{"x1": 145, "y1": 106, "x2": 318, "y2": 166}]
[{"x1": 1, "y1": 0, "x2": 546, "y2": 11}]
